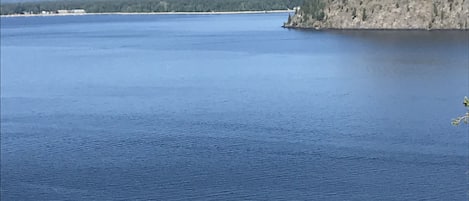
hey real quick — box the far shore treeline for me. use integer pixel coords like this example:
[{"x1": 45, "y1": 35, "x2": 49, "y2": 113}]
[{"x1": 0, "y1": 0, "x2": 304, "y2": 15}]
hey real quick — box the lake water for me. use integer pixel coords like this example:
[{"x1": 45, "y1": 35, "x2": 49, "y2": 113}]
[{"x1": 1, "y1": 13, "x2": 468, "y2": 200}]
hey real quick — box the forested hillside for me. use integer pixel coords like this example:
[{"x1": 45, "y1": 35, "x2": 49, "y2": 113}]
[
  {"x1": 0, "y1": 0, "x2": 303, "y2": 15},
  {"x1": 284, "y1": 0, "x2": 469, "y2": 29}
]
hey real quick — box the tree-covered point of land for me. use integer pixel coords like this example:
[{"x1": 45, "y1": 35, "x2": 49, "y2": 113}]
[{"x1": 0, "y1": 0, "x2": 304, "y2": 15}]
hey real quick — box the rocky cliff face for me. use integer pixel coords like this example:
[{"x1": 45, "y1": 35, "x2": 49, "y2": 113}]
[{"x1": 284, "y1": 0, "x2": 469, "y2": 29}]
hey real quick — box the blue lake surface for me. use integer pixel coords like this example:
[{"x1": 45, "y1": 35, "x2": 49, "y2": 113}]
[{"x1": 1, "y1": 13, "x2": 468, "y2": 200}]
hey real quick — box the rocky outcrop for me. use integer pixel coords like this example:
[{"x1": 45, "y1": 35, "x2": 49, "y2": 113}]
[{"x1": 284, "y1": 0, "x2": 469, "y2": 29}]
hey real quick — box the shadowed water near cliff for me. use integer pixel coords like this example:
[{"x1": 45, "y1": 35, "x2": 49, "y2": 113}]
[{"x1": 1, "y1": 13, "x2": 468, "y2": 200}]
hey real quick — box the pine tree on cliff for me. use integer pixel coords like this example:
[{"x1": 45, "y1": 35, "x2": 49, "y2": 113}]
[{"x1": 301, "y1": 0, "x2": 325, "y2": 20}]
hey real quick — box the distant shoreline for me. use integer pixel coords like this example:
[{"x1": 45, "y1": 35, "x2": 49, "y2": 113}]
[{"x1": 0, "y1": 10, "x2": 294, "y2": 18}]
